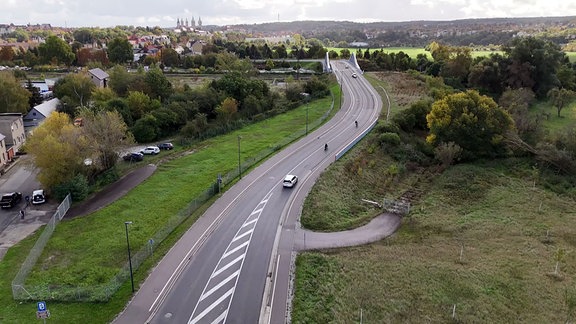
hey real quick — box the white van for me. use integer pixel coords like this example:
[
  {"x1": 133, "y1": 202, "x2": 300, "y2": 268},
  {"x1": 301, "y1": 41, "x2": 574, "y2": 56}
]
[{"x1": 32, "y1": 190, "x2": 46, "y2": 205}]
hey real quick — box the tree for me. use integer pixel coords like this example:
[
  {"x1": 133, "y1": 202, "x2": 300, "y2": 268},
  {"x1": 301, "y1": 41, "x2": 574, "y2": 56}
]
[
  {"x1": 107, "y1": 37, "x2": 133, "y2": 64},
  {"x1": 426, "y1": 90, "x2": 515, "y2": 159},
  {"x1": 53, "y1": 73, "x2": 96, "y2": 112},
  {"x1": 0, "y1": 71, "x2": 30, "y2": 113},
  {"x1": 37, "y1": 35, "x2": 74, "y2": 66},
  {"x1": 0, "y1": 46, "x2": 14, "y2": 62},
  {"x1": 216, "y1": 97, "x2": 238, "y2": 124},
  {"x1": 548, "y1": 87, "x2": 576, "y2": 117},
  {"x1": 504, "y1": 37, "x2": 565, "y2": 98},
  {"x1": 160, "y1": 48, "x2": 179, "y2": 67},
  {"x1": 76, "y1": 107, "x2": 135, "y2": 171},
  {"x1": 131, "y1": 114, "x2": 159, "y2": 143},
  {"x1": 144, "y1": 66, "x2": 173, "y2": 101},
  {"x1": 26, "y1": 79, "x2": 43, "y2": 109},
  {"x1": 24, "y1": 112, "x2": 89, "y2": 190},
  {"x1": 126, "y1": 91, "x2": 153, "y2": 120},
  {"x1": 108, "y1": 64, "x2": 132, "y2": 97}
]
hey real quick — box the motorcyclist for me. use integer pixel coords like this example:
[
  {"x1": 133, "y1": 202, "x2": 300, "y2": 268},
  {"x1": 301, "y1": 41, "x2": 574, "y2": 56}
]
[
  {"x1": 355, "y1": 120, "x2": 358, "y2": 127},
  {"x1": 324, "y1": 143, "x2": 328, "y2": 151}
]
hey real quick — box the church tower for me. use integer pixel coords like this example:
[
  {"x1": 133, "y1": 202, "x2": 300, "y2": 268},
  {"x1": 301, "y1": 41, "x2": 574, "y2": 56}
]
[
  {"x1": 198, "y1": 16, "x2": 202, "y2": 28},
  {"x1": 191, "y1": 17, "x2": 196, "y2": 28}
]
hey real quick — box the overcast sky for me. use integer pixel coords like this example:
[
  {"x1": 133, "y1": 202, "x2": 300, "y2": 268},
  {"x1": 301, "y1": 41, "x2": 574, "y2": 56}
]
[{"x1": 2, "y1": 0, "x2": 576, "y2": 28}]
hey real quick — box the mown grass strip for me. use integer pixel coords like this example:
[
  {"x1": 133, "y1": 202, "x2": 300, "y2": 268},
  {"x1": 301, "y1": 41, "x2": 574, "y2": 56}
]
[{"x1": 0, "y1": 84, "x2": 340, "y2": 323}]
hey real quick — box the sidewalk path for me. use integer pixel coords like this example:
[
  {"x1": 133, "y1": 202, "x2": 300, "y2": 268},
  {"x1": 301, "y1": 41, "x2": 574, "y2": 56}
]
[
  {"x1": 294, "y1": 213, "x2": 401, "y2": 251},
  {"x1": 65, "y1": 164, "x2": 157, "y2": 218}
]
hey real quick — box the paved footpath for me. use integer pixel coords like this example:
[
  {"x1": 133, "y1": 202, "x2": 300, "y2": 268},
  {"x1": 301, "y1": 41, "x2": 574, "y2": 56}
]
[{"x1": 294, "y1": 213, "x2": 401, "y2": 251}]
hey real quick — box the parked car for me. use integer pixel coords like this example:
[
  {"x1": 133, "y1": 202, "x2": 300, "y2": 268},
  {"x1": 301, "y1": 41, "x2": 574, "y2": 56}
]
[
  {"x1": 32, "y1": 189, "x2": 46, "y2": 205},
  {"x1": 282, "y1": 174, "x2": 298, "y2": 188},
  {"x1": 123, "y1": 152, "x2": 144, "y2": 162},
  {"x1": 157, "y1": 142, "x2": 174, "y2": 150},
  {"x1": 0, "y1": 192, "x2": 23, "y2": 208},
  {"x1": 140, "y1": 146, "x2": 160, "y2": 155}
]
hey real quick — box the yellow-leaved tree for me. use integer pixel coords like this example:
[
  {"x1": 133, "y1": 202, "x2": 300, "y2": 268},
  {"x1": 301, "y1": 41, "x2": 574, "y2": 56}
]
[{"x1": 24, "y1": 112, "x2": 90, "y2": 189}]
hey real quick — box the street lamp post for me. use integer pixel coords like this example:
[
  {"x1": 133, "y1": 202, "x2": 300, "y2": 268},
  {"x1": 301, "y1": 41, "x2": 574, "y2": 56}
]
[
  {"x1": 124, "y1": 221, "x2": 134, "y2": 293},
  {"x1": 301, "y1": 92, "x2": 310, "y2": 135},
  {"x1": 237, "y1": 135, "x2": 242, "y2": 179}
]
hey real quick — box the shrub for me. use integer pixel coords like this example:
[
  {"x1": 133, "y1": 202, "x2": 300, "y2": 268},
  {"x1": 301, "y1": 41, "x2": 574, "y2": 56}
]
[
  {"x1": 52, "y1": 174, "x2": 89, "y2": 201},
  {"x1": 379, "y1": 132, "x2": 401, "y2": 146}
]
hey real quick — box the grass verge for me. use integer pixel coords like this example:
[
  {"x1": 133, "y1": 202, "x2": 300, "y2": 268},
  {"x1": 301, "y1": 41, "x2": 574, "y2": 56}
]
[
  {"x1": 293, "y1": 72, "x2": 576, "y2": 323},
  {"x1": 0, "y1": 84, "x2": 340, "y2": 323}
]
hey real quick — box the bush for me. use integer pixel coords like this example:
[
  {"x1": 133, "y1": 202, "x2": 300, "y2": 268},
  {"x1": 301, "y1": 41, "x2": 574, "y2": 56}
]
[
  {"x1": 379, "y1": 132, "x2": 401, "y2": 146},
  {"x1": 52, "y1": 174, "x2": 90, "y2": 202},
  {"x1": 375, "y1": 120, "x2": 400, "y2": 134}
]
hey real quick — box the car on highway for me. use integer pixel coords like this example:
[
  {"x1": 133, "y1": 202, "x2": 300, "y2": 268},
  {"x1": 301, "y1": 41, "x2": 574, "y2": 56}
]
[
  {"x1": 32, "y1": 189, "x2": 46, "y2": 205},
  {"x1": 352, "y1": 73, "x2": 358, "y2": 78},
  {"x1": 0, "y1": 192, "x2": 23, "y2": 208},
  {"x1": 157, "y1": 142, "x2": 174, "y2": 150},
  {"x1": 140, "y1": 146, "x2": 160, "y2": 155},
  {"x1": 282, "y1": 174, "x2": 298, "y2": 188},
  {"x1": 123, "y1": 152, "x2": 144, "y2": 162}
]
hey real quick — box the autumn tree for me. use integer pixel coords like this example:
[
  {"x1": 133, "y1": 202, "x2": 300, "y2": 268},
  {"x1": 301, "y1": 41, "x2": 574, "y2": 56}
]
[
  {"x1": 0, "y1": 71, "x2": 30, "y2": 113},
  {"x1": 76, "y1": 107, "x2": 135, "y2": 170},
  {"x1": 426, "y1": 90, "x2": 515, "y2": 159},
  {"x1": 24, "y1": 112, "x2": 89, "y2": 190},
  {"x1": 0, "y1": 46, "x2": 14, "y2": 62},
  {"x1": 216, "y1": 97, "x2": 238, "y2": 124}
]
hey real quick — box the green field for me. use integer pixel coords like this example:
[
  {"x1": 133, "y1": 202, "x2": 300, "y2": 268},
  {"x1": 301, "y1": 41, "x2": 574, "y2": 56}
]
[
  {"x1": 0, "y1": 84, "x2": 340, "y2": 323},
  {"x1": 329, "y1": 47, "x2": 576, "y2": 62},
  {"x1": 292, "y1": 72, "x2": 576, "y2": 323}
]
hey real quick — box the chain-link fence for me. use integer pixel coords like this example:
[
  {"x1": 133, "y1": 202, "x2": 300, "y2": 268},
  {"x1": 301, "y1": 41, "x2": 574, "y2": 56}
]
[
  {"x1": 11, "y1": 92, "x2": 336, "y2": 302},
  {"x1": 11, "y1": 194, "x2": 71, "y2": 300}
]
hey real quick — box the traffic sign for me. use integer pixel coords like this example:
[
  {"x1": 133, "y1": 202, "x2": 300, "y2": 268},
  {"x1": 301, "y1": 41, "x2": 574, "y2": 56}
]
[{"x1": 37, "y1": 301, "x2": 46, "y2": 312}]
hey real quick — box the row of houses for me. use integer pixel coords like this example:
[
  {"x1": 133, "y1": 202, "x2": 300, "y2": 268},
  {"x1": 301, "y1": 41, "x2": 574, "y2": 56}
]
[{"x1": 0, "y1": 98, "x2": 59, "y2": 174}]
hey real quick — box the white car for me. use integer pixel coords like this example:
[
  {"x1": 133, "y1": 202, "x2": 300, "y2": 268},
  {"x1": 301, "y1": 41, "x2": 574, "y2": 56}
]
[
  {"x1": 283, "y1": 174, "x2": 298, "y2": 188},
  {"x1": 140, "y1": 146, "x2": 160, "y2": 155},
  {"x1": 32, "y1": 190, "x2": 46, "y2": 205},
  {"x1": 352, "y1": 73, "x2": 358, "y2": 78}
]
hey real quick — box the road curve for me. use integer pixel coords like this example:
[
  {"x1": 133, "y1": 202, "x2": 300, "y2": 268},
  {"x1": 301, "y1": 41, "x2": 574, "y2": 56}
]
[{"x1": 113, "y1": 61, "x2": 384, "y2": 324}]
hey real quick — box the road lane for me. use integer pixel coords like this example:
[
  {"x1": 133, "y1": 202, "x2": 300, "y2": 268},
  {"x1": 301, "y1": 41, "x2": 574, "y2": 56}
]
[{"x1": 114, "y1": 60, "x2": 381, "y2": 324}]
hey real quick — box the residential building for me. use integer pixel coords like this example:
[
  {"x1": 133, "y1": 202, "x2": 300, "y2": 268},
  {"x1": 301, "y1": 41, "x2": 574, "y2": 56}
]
[
  {"x1": 0, "y1": 113, "x2": 26, "y2": 160},
  {"x1": 88, "y1": 68, "x2": 109, "y2": 88},
  {"x1": 23, "y1": 98, "x2": 59, "y2": 129},
  {"x1": 0, "y1": 134, "x2": 7, "y2": 173}
]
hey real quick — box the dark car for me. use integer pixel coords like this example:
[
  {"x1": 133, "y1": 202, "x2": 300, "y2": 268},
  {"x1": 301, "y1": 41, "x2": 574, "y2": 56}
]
[
  {"x1": 123, "y1": 152, "x2": 144, "y2": 162},
  {"x1": 0, "y1": 192, "x2": 23, "y2": 208},
  {"x1": 158, "y1": 142, "x2": 174, "y2": 150}
]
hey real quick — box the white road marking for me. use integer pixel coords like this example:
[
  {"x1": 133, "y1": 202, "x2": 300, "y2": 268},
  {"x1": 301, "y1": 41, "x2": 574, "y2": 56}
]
[
  {"x1": 190, "y1": 287, "x2": 234, "y2": 324},
  {"x1": 201, "y1": 269, "x2": 240, "y2": 301},
  {"x1": 188, "y1": 192, "x2": 272, "y2": 324}
]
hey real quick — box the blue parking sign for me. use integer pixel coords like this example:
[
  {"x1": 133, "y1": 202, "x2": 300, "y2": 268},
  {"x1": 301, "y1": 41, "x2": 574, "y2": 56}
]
[{"x1": 37, "y1": 301, "x2": 46, "y2": 312}]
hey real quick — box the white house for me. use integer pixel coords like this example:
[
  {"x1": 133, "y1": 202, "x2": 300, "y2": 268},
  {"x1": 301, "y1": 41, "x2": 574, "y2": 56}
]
[{"x1": 24, "y1": 97, "x2": 60, "y2": 129}]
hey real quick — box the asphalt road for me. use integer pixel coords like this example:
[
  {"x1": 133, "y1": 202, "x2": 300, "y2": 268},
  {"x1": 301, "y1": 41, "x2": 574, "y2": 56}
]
[{"x1": 113, "y1": 61, "x2": 383, "y2": 324}]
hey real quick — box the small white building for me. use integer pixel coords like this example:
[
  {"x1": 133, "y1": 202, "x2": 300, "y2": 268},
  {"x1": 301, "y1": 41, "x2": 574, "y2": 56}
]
[
  {"x1": 88, "y1": 68, "x2": 109, "y2": 88},
  {"x1": 24, "y1": 98, "x2": 60, "y2": 129}
]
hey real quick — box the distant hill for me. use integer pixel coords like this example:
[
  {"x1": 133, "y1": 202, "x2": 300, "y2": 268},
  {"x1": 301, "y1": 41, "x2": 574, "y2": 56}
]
[{"x1": 219, "y1": 16, "x2": 576, "y2": 47}]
